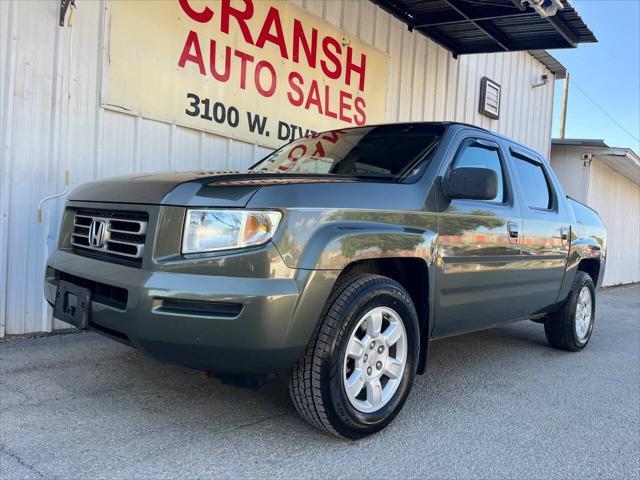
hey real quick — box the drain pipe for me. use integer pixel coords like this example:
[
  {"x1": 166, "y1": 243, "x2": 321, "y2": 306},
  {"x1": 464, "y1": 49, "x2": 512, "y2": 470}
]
[{"x1": 37, "y1": 170, "x2": 70, "y2": 222}]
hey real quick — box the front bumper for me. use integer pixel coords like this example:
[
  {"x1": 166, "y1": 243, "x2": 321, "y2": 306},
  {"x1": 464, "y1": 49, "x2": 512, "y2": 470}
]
[{"x1": 45, "y1": 250, "x2": 303, "y2": 374}]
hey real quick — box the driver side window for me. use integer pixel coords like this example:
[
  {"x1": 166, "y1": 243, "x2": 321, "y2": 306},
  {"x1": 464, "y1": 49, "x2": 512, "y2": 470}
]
[{"x1": 452, "y1": 139, "x2": 505, "y2": 203}]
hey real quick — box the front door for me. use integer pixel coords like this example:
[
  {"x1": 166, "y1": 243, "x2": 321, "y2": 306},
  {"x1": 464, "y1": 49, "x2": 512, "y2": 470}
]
[{"x1": 434, "y1": 133, "x2": 524, "y2": 336}]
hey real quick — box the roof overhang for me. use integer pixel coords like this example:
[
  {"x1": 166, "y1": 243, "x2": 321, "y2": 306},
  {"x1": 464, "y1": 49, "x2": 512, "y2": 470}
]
[
  {"x1": 552, "y1": 140, "x2": 640, "y2": 186},
  {"x1": 527, "y1": 50, "x2": 567, "y2": 79},
  {"x1": 592, "y1": 149, "x2": 640, "y2": 186},
  {"x1": 369, "y1": 0, "x2": 597, "y2": 56}
]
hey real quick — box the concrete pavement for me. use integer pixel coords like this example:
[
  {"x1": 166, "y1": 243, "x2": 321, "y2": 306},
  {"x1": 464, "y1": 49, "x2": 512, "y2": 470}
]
[{"x1": 1, "y1": 284, "x2": 639, "y2": 479}]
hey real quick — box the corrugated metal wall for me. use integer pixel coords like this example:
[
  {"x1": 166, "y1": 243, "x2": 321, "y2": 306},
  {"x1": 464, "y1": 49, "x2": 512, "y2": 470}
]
[
  {"x1": 549, "y1": 146, "x2": 590, "y2": 202},
  {"x1": 551, "y1": 148, "x2": 640, "y2": 287},
  {"x1": 587, "y1": 159, "x2": 640, "y2": 286},
  {"x1": 0, "y1": 0, "x2": 556, "y2": 336}
]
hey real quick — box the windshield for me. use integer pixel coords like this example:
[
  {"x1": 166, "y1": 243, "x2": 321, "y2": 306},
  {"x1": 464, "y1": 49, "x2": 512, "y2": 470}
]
[{"x1": 251, "y1": 124, "x2": 445, "y2": 181}]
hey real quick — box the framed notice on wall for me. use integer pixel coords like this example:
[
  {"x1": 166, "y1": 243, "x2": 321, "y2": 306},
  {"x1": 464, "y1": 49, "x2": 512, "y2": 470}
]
[{"x1": 102, "y1": 0, "x2": 390, "y2": 148}]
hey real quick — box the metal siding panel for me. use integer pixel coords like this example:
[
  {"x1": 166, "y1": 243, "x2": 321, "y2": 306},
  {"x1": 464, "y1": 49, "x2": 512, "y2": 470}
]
[
  {"x1": 4, "y1": 0, "x2": 61, "y2": 335},
  {"x1": 410, "y1": 38, "x2": 426, "y2": 121},
  {"x1": 0, "y1": 0, "x2": 17, "y2": 337},
  {"x1": 373, "y1": 6, "x2": 390, "y2": 54},
  {"x1": 444, "y1": 51, "x2": 458, "y2": 121},
  {"x1": 398, "y1": 28, "x2": 415, "y2": 121},
  {"x1": 505, "y1": 53, "x2": 521, "y2": 140},
  {"x1": 358, "y1": 2, "x2": 375, "y2": 46},
  {"x1": 341, "y1": 0, "x2": 359, "y2": 36},
  {"x1": 202, "y1": 134, "x2": 231, "y2": 171},
  {"x1": 522, "y1": 54, "x2": 535, "y2": 148},
  {"x1": 588, "y1": 159, "x2": 640, "y2": 286},
  {"x1": 139, "y1": 119, "x2": 172, "y2": 173},
  {"x1": 550, "y1": 146, "x2": 590, "y2": 202},
  {"x1": 495, "y1": 53, "x2": 512, "y2": 139},
  {"x1": 173, "y1": 126, "x2": 203, "y2": 171},
  {"x1": 434, "y1": 47, "x2": 449, "y2": 121},
  {"x1": 453, "y1": 50, "x2": 467, "y2": 123},
  {"x1": 465, "y1": 54, "x2": 480, "y2": 124},
  {"x1": 100, "y1": 110, "x2": 136, "y2": 178},
  {"x1": 514, "y1": 53, "x2": 527, "y2": 144},
  {"x1": 254, "y1": 145, "x2": 274, "y2": 163},
  {"x1": 385, "y1": 19, "x2": 403, "y2": 122},
  {"x1": 324, "y1": 0, "x2": 342, "y2": 26},
  {"x1": 304, "y1": 0, "x2": 324, "y2": 18},
  {"x1": 423, "y1": 39, "x2": 439, "y2": 121},
  {"x1": 228, "y1": 140, "x2": 256, "y2": 171}
]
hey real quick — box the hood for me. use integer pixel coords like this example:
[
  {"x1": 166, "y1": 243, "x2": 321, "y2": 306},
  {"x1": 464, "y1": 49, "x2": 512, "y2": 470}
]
[{"x1": 68, "y1": 171, "x2": 359, "y2": 207}]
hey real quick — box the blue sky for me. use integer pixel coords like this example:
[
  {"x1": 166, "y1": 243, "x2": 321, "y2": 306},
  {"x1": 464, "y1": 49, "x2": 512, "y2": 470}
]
[{"x1": 550, "y1": 0, "x2": 640, "y2": 151}]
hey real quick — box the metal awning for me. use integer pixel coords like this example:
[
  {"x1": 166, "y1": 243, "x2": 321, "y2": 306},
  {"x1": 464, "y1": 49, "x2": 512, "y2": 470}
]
[
  {"x1": 369, "y1": 0, "x2": 597, "y2": 56},
  {"x1": 552, "y1": 139, "x2": 640, "y2": 186}
]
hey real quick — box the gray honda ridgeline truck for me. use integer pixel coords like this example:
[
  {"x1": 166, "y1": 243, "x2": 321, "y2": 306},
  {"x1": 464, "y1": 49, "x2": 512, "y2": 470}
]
[{"x1": 45, "y1": 122, "x2": 606, "y2": 438}]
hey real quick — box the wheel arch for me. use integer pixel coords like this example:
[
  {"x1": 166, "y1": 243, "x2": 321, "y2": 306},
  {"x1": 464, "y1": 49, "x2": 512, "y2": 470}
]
[
  {"x1": 577, "y1": 257, "x2": 601, "y2": 287},
  {"x1": 280, "y1": 223, "x2": 437, "y2": 375},
  {"x1": 334, "y1": 257, "x2": 431, "y2": 375}
]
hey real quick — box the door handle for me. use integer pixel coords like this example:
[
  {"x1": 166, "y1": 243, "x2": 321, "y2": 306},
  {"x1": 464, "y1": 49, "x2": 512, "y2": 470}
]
[
  {"x1": 507, "y1": 222, "x2": 519, "y2": 241},
  {"x1": 560, "y1": 227, "x2": 569, "y2": 242}
]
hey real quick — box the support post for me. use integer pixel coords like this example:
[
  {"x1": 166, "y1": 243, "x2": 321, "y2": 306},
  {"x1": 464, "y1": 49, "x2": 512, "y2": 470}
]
[{"x1": 559, "y1": 71, "x2": 570, "y2": 139}]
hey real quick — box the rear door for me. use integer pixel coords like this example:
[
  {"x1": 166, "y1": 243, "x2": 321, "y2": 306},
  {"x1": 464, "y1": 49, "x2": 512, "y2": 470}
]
[
  {"x1": 507, "y1": 147, "x2": 571, "y2": 314},
  {"x1": 434, "y1": 132, "x2": 524, "y2": 336}
]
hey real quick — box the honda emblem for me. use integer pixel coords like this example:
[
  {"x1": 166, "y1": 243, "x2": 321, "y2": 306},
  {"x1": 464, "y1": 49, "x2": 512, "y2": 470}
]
[{"x1": 89, "y1": 219, "x2": 108, "y2": 248}]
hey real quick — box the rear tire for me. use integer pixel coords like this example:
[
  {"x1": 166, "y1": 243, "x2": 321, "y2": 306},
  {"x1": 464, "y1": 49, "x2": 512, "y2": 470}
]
[
  {"x1": 544, "y1": 271, "x2": 595, "y2": 351},
  {"x1": 288, "y1": 274, "x2": 419, "y2": 439}
]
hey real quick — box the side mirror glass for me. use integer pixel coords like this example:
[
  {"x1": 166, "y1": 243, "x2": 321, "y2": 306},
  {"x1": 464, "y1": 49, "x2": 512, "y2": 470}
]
[{"x1": 443, "y1": 167, "x2": 498, "y2": 201}]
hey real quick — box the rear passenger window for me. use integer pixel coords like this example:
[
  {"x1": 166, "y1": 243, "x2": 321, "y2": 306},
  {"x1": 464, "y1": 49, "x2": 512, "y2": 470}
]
[
  {"x1": 452, "y1": 139, "x2": 504, "y2": 202},
  {"x1": 511, "y1": 153, "x2": 552, "y2": 209}
]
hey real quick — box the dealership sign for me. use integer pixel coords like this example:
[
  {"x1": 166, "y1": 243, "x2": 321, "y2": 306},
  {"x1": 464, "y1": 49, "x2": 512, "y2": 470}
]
[{"x1": 103, "y1": 0, "x2": 389, "y2": 148}]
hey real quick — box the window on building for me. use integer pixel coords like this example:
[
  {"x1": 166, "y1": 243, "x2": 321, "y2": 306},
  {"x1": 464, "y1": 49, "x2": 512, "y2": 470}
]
[
  {"x1": 452, "y1": 139, "x2": 505, "y2": 203},
  {"x1": 511, "y1": 152, "x2": 552, "y2": 209}
]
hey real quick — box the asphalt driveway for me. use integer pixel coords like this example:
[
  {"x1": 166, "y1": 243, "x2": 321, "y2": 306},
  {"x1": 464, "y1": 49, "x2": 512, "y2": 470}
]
[{"x1": 1, "y1": 285, "x2": 639, "y2": 479}]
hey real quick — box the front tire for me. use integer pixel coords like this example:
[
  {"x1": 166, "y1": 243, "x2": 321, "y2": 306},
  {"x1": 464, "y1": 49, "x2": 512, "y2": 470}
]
[
  {"x1": 544, "y1": 271, "x2": 596, "y2": 351},
  {"x1": 288, "y1": 274, "x2": 419, "y2": 439}
]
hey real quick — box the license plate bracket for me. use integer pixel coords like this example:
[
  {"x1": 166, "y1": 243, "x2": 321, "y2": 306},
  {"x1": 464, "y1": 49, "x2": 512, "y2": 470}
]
[{"x1": 54, "y1": 281, "x2": 91, "y2": 329}]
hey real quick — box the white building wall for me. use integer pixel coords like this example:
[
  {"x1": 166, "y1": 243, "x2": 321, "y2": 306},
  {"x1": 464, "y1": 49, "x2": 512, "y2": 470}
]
[
  {"x1": 0, "y1": 0, "x2": 557, "y2": 336},
  {"x1": 550, "y1": 146, "x2": 590, "y2": 202},
  {"x1": 551, "y1": 146, "x2": 640, "y2": 287},
  {"x1": 587, "y1": 159, "x2": 640, "y2": 287}
]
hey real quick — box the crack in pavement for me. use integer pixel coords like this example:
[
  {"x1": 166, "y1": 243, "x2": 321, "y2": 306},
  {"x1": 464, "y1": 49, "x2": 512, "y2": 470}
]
[
  {"x1": 230, "y1": 412, "x2": 289, "y2": 432},
  {"x1": 0, "y1": 445, "x2": 46, "y2": 478}
]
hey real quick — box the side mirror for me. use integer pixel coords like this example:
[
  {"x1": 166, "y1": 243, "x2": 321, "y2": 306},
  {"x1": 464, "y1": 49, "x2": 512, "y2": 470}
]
[{"x1": 443, "y1": 167, "x2": 498, "y2": 201}]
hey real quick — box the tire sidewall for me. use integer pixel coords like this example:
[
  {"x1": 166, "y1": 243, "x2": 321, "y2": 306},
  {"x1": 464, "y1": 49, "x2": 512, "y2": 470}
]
[{"x1": 324, "y1": 280, "x2": 419, "y2": 437}]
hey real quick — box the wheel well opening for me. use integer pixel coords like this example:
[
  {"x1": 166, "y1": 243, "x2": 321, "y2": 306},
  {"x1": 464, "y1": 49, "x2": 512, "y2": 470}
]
[
  {"x1": 577, "y1": 258, "x2": 600, "y2": 286},
  {"x1": 338, "y1": 258, "x2": 429, "y2": 374}
]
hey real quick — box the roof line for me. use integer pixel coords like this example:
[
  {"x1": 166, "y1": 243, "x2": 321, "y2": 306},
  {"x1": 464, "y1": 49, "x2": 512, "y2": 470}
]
[{"x1": 528, "y1": 50, "x2": 567, "y2": 79}]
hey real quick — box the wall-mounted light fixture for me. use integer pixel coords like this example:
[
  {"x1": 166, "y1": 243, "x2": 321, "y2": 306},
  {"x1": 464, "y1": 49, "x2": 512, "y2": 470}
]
[
  {"x1": 532, "y1": 74, "x2": 550, "y2": 89},
  {"x1": 520, "y1": 0, "x2": 564, "y2": 18}
]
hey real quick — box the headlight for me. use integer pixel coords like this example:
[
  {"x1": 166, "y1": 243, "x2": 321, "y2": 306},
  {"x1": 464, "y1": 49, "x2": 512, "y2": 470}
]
[{"x1": 182, "y1": 209, "x2": 282, "y2": 254}]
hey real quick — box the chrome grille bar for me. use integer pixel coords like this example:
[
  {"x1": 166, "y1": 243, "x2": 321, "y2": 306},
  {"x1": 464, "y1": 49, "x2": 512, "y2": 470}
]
[{"x1": 70, "y1": 211, "x2": 148, "y2": 264}]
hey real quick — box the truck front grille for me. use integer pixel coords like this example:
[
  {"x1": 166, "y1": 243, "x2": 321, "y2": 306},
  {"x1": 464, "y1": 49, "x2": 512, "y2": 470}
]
[{"x1": 70, "y1": 208, "x2": 149, "y2": 268}]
